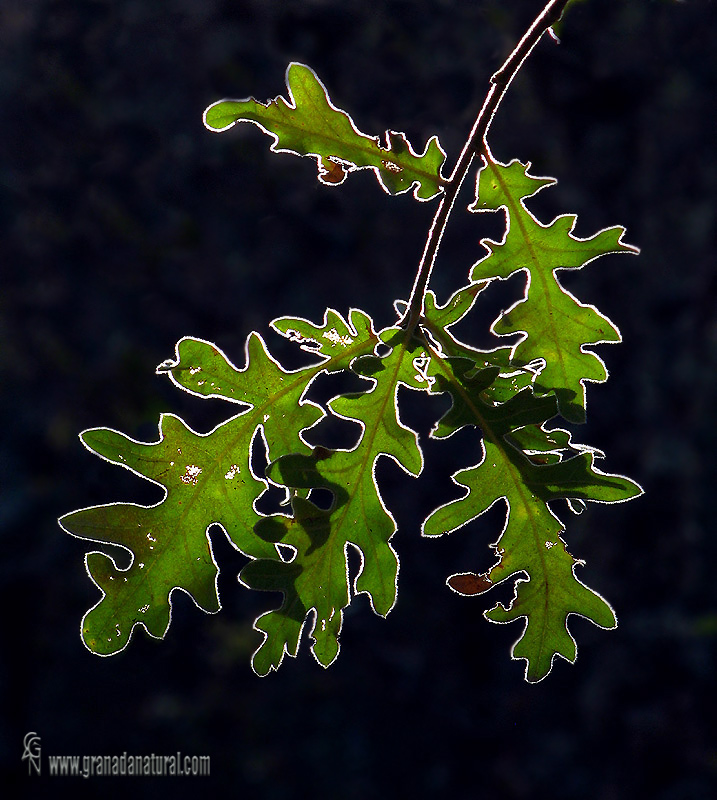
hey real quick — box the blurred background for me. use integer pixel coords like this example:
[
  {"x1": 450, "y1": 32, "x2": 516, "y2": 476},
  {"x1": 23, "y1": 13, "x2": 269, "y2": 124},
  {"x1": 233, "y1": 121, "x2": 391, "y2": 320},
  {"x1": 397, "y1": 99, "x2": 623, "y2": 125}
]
[{"x1": 2, "y1": 0, "x2": 716, "y2": 796}]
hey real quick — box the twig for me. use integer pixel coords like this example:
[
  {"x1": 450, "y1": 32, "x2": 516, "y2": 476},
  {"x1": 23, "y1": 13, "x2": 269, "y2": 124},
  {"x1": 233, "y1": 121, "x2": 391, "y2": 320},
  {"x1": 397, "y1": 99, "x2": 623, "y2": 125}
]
[{"x1": 402, "y1": 0, "x2": 572, "y2": 333}]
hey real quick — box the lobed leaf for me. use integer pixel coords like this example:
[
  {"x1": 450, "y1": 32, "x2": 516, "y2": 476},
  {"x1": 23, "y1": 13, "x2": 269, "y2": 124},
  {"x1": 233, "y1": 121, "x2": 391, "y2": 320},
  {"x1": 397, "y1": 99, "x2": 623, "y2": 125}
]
[
  {"x1": 241, "y1": 327, "x2": 433, "y2": 674},
  {"x1": 271, "y1": 307, "x2": 376, "y2": 371},
  {"x1": 204, "y1": 62, "x2": 446, "y2": 201},
  {"x1": 61, "y1": 317, "x2": 379, "y2": 656},
  {"x1": 469, "y1": 157, "x2": 638, "y2": 422},
  {"x1": 59, "y1": 415, "x2": 273, "y2": 656},
  {"x1": 422, "y1": 354, "x2": 642, "y2": 681}
]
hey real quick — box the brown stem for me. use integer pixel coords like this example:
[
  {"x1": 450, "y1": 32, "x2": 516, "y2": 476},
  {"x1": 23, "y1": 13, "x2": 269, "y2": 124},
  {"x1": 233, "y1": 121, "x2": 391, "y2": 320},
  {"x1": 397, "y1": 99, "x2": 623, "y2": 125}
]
[{"x1": 401, "y1": 0, "x2": 572, "y2": 333}]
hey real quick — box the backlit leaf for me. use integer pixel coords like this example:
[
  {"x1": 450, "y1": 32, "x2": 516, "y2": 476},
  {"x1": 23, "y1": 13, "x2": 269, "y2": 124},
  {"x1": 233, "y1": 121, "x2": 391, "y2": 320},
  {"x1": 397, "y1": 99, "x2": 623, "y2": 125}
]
[
  {"x1": 422, "y1": 354, "x2": 642, "y2": 681},
  {"x1": 60, "y1": 317, "x2": 378, "y2": 656},
  {"x1": 469, "y1": 156, "x2": 638, "y2": 422},
  {"x1": 204, "y1": 63, "x2": 446, "y2": 200},
  {"x1": 242, "y1": 327, "x2": 432, "y2": 674}
]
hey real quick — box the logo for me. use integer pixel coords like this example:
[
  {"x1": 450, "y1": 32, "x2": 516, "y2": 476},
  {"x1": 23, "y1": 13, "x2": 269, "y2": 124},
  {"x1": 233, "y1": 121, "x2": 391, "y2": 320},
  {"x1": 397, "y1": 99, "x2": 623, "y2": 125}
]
[{"x1": 22, "y1": 732, "x2": 41, "y2": 776}]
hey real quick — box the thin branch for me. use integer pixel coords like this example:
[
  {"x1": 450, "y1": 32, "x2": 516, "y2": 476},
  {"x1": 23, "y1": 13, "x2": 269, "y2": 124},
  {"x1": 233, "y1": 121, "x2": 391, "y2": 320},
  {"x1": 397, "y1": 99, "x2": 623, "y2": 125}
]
[{"x1": 402, "y1": 0, "x2": 572, "y2": 333}]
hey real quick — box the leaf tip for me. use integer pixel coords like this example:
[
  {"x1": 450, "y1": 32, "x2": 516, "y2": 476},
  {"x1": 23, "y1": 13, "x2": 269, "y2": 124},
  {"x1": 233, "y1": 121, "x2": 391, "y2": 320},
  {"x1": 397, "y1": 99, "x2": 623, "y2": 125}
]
[{"x1": 202, "y1": 99, "x2": 234, "y2": 132}]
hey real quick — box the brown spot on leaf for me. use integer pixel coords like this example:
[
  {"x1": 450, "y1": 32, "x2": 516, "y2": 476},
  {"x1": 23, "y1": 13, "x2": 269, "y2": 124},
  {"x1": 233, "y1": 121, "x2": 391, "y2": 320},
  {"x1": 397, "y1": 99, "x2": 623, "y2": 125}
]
[
  {"x1": 528, "y1": 454, "x2": 550, "y2": 465},
  {"x1": 447, "y1": 572, "x2": 493, "y2": 596},
  {"x1": 319, "y1": 158, "x2": 347, "y2": 185}
]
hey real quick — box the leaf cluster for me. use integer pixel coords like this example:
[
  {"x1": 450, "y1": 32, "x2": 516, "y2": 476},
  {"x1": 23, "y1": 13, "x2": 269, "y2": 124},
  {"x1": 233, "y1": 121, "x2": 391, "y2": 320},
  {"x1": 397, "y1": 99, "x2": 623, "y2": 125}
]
[{"x1": 61, "y1": 9, "x2": 641, "y2": 683}]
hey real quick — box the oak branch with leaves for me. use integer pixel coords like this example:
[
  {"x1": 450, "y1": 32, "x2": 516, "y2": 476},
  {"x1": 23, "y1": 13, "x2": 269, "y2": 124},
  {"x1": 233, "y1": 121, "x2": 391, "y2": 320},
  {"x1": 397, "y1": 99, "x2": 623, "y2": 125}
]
[{"x1": 60, "y1": 0, "x2": 641, "y2": 683}]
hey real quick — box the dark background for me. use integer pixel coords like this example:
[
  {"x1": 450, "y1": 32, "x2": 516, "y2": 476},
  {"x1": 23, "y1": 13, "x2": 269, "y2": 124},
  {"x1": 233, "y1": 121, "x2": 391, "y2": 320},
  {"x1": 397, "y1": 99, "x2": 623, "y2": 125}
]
[{"x1": 2, "y1": 0, "x2": 716, "y2": 797}]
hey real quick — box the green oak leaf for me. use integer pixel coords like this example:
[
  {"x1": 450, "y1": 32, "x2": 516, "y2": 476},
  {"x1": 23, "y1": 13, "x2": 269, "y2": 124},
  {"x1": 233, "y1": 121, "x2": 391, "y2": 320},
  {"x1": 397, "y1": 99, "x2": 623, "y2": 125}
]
[
  {"x1": 60, "y1": 318, "x2": 378, "y2": 656},
  {"x1": 271, "y1": 307, "x2": 377, "y2": 371},
  {"x1": 240, "y1": 327, "x2": 433, "y2": 674},
  {"x1": 422, "y1": 354, "x2": 642, "y2": 682},
  {"x1": 204, "y1": 62, "x2": 446, "y2": 201},
  {"x1": 59, "y1": 414, "x2": 274, "y2": 656},
  {"x1": 469, "y1": 156, "x2": 638, "y2": 422}
]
